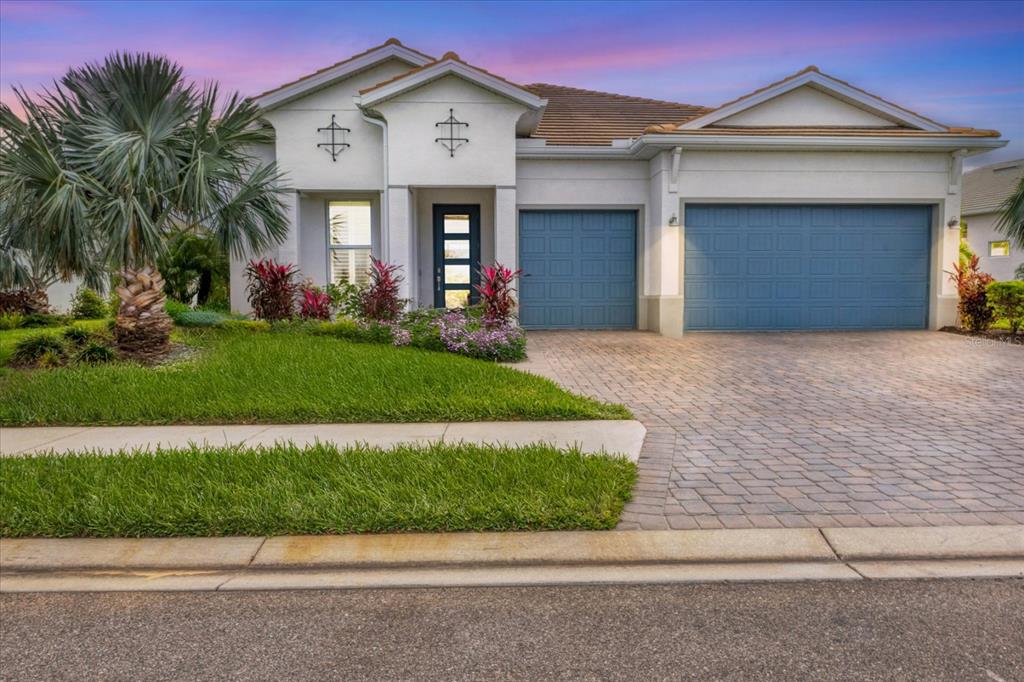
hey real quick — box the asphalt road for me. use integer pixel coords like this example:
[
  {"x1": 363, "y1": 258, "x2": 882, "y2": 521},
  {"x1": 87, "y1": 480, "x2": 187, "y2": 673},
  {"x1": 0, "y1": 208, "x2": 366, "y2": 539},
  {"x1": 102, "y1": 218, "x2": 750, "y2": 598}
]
[{"x1": 2, "y1": 579, "x2": 1022, "y2": 681}]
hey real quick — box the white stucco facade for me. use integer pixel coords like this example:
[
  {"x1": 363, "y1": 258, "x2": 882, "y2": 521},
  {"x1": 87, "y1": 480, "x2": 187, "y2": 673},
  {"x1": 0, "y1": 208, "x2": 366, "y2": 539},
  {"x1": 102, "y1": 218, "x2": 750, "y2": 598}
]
[{"x1": 229, "y1": 41, "x2": 1007, "y2": 335}]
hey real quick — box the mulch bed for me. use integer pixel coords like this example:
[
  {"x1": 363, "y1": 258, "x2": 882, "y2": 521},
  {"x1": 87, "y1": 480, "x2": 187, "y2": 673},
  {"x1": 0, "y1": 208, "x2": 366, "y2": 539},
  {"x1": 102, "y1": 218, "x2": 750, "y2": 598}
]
[{"x1": 939, "y1": 327, "x2": 1023, "y2": 345}]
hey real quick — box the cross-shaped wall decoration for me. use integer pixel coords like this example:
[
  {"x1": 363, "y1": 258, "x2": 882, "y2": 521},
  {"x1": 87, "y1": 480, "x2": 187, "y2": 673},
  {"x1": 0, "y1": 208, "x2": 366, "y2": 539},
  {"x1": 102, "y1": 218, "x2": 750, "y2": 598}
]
[
  {"x1": 317, "y1": 114, "x2": 351, "y2": 162},
  {"x1": 434, "y1": 108, "x2": 469, "y2": 157}
]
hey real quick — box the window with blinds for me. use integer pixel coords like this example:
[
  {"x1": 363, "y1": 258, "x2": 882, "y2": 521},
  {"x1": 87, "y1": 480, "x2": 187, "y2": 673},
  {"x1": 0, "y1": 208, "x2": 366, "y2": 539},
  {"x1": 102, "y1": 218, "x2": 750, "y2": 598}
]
[{"x1": 329, "y1": 201, "x2": 372, "y2": 286}]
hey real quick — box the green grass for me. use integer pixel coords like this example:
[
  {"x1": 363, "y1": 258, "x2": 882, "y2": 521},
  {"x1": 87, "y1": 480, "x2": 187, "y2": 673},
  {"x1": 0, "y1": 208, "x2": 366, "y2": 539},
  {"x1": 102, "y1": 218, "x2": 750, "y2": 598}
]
[
  {"x1": 0, "y1": 328, "x2": 629, "y2": 425},
  {"x1": 0, "y1": 442, "x2": 637, "y2": 537}
]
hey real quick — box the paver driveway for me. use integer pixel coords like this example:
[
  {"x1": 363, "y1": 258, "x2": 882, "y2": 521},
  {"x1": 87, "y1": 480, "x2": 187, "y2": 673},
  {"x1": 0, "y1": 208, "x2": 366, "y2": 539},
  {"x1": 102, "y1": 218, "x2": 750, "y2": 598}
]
[{"x1": 522, "y1": 331, "x2": 1024, "y2": 529}]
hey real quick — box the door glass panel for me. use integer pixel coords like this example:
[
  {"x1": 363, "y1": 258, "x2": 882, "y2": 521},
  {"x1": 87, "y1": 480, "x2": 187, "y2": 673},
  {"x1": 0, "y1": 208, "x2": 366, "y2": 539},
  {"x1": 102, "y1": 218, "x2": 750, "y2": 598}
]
[
  {"x1": 445, "y1": 264, "x2": 470, "y2": 284},
  {"x1": 444, "y1": 240, "x2": 470, "y2": 259},
  {"x1": 445, "y1": 290, "x2": 470, "y2": 309},
  {"x1": 444, "y1": 214, "x2": 470, "y2": 234}
]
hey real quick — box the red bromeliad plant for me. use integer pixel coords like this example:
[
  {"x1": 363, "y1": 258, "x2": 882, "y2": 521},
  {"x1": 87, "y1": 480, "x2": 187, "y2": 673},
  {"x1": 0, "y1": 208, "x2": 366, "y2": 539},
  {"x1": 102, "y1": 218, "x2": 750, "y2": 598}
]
[
  {"x1": 475, "y1": 262, "x2": 522, "y2": 327},
  {"x1": 949, "y1": 254, "x2": 995, "y2": 332},
  {"x1": 245, "y1": 258, "x2": 298, "y2": 321},
  {"x1": 360, "y1": 257, "x2": 405, "y2": 321},
  {"x1": 299, "y1": 282, "x2": 332, "y2": 321}
]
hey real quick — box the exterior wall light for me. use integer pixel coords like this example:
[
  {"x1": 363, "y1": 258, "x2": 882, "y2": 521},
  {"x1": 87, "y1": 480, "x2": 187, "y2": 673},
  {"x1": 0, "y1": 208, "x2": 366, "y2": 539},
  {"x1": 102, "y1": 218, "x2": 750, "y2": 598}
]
[{"x1": 668, "y1": 214, "x2": 679, "y2": 226}]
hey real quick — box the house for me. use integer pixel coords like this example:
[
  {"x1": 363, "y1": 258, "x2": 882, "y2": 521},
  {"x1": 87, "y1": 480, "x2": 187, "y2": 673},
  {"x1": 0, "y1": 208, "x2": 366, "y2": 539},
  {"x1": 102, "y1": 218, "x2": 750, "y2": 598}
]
[
  {"x1": 962, "y1": 159, "x2": 1023, "y2": 282},
  {"x1": 229, "y1": 38, "x2": 1008, "y2": 335}
]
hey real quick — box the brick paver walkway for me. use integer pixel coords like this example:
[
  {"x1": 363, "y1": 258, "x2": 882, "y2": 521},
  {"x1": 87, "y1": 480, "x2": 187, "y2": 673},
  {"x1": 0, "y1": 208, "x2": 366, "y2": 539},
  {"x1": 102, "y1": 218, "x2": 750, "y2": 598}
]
[{"x1": 521, "y1": 331, "x2": 1024, "y2": 530}]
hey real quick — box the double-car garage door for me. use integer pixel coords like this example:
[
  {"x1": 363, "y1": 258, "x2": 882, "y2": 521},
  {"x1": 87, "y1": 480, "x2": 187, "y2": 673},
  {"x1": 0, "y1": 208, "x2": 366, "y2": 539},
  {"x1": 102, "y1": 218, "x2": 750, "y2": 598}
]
[
  {"x1": 518, "y1": 205, "x2": 931, "y2": 332},
  {"x1": 684, "y1": 204, "x2": 931, "y2": 331}
]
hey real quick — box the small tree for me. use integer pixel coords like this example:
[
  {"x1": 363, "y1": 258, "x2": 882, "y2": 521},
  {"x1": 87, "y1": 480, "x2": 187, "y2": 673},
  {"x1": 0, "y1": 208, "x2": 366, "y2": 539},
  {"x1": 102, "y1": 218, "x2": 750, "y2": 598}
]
[
  {"x1": 987, "y1": 280, "x2": 1024, "y2": 335},
  {"x1": 70, "y1": 286, "x2": 109, "y2": 319},
  {"x1": 0, "y1": 53, "x2": 288, "y2": 361},
  {"x1": 949, "y1": 255, "x2": 995, "y2": 332},
  {"x1": 996, "y1": 176, "x2": 1024, "y2": 250}
]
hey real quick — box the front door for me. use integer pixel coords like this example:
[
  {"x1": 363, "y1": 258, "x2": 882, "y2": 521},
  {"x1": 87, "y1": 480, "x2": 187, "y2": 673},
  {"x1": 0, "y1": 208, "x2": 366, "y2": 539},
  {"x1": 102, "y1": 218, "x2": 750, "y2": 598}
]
[{"x1": 433, "y1": 204, "x2": 481, "y2": 309}]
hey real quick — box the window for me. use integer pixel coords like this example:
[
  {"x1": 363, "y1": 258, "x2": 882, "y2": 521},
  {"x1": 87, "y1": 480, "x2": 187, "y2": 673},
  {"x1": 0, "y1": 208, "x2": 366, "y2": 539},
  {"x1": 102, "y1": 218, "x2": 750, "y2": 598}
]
[
  {"x1": 329, "y1": 201, "x2": 372, "y2": 285},
  {"x1": 990, "y1": 241, "x2": 1011, "y2": 258}
]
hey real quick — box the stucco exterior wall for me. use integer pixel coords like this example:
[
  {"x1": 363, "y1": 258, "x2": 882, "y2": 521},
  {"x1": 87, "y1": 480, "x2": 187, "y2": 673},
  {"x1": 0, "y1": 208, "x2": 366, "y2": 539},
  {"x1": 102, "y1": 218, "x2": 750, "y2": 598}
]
[
  {"x1": 964, "y1": 211, "x2": 1022, "y2": 281},
  {"x1": 263, "y1": 60, "x2": 409, "y2": 191},
  {"x1": 373, "y1": 76, "x2": 527, "y2": 187}
]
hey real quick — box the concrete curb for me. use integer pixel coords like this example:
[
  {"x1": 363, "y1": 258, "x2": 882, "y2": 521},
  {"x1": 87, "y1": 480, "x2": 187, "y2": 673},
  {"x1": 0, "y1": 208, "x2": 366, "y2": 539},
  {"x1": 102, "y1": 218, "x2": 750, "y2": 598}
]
[
  {"x1": 0, "y1": 420, "x2": 646, "y2": 461},
  {"x1": 2, "y1": 526, "x2": 1022, "y2": 592}
]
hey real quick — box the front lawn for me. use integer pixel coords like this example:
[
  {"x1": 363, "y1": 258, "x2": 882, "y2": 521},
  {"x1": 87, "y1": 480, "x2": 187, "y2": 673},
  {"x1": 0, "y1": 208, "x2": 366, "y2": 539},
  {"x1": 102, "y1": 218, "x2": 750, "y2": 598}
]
[
  {"x1": 0, "y1": 328, "x2": 629, "y2": 425},
  {"x1": 0, "y1": 442, "x2": 637, "y2": 537}
]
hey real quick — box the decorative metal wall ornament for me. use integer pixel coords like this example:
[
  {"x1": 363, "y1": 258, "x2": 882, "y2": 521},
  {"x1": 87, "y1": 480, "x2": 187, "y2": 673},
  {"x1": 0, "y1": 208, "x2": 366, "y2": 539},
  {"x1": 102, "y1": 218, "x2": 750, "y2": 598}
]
[
  {"x1": 434, "y1": 108, "x2": 469, "y2": 157},
  {"x1": 317, "y1": 114, "x2": 351, "y2": 162}
]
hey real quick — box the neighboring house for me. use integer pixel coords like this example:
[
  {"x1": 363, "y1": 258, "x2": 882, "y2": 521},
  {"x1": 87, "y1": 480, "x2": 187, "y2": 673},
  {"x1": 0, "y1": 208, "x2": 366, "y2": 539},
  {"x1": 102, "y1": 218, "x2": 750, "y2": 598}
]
[
  {"x1": 229, "y1": 38, "x2": 1008, "y2": 335},
  {"x1": 962, "y1": 159, "x2": 1023, "y2": 282}
]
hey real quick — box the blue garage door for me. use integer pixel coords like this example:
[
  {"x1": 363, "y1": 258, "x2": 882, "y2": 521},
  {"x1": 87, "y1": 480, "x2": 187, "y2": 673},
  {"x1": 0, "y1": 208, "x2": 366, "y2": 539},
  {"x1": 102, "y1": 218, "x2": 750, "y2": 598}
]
[
  {"x1": 684, "y1": 205, "x2": 931, "y2": 331},
  {"x1": 519, "y1": 211, "x2": 636, "y2": 329}
]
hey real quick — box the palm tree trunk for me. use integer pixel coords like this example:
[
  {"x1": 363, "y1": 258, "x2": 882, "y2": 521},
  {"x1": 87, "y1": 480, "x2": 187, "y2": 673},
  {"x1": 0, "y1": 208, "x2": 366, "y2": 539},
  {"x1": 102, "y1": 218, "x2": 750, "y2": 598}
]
[{"x1": 114, "y1": 265, "x2": 173, "y2": 361}]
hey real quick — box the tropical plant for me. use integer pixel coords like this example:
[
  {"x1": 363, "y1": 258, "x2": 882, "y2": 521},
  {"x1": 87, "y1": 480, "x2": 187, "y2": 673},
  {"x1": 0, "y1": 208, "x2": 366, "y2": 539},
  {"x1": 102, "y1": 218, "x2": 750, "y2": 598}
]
[
  {"x1": 74, "y1": 341, "x2": 117, "y2": 365},
  {"x1": 475, "y1": 263, "x2": 522, "y2": 327},
  {"x1": 986, "y1": 280, "x2": 1024, "y2": 335},
  {"x1": 360, "y1": 257, "x2": 404, "y2": 321},
  {"x1": 0, "y1": 313, "x2": 24, "y2": 330},
  {"x1": 157, "y1": 230, "x2": 229, "y2": 306},
  {"x1": 245, "y1": 259, "x2": 297, "y2": 321},
  {"x1": 949, "y1": 255, "x2": 995, "y2": 332},
  {"x1": 996, "y1": 176, "x2": 1024, "y2": 250},
  {"x1": 299, "y1": 282, "x2": 332, "y2": 321},
  {"x1": 61, "y1": 326, "x2": 93, "y2": 346},
  {"x1": 325, "y1": 281, "x2": 364, "y2": 319},
  {"x1": 70, "y1": 286, "x2": 109, "y2": 319},
  {"x1": 0, "y1": 53, "x2": 288, "y2": 361}
]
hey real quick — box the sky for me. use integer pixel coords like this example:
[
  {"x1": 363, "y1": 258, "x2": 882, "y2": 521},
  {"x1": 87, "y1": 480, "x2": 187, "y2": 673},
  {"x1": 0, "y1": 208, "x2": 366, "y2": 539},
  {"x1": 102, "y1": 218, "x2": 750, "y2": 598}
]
[{"x1": 2, "y1": 0, "x2": 1022, "y2": 165}]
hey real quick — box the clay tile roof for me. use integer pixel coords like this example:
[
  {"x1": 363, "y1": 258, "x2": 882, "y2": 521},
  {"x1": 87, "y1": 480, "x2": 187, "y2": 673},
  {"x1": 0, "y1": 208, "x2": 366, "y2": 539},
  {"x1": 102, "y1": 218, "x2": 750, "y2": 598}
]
[
  {"x1": 525, "y1": 83, "x2": 708, "y2": 146},
  {"x1": 962, "y1": 158, "x2": 1024, "y2": 215},
  {"x1": 254, "y1": 38, "x2": 434, "y2": 100},
  {"x1": 358, "y1": 51, "x2": 535, "y2": 98}
]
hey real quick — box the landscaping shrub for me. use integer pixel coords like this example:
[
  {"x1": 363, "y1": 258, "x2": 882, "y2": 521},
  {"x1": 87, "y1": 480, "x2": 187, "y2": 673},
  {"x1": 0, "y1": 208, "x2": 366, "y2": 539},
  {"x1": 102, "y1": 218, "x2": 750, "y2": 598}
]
[
  {"x1": 174, "y1": 310, "x2": 227, "y2": 327},
  {"x1": 246, "y1": 259, "x2": 298, "y2": 321},
  {"x1": 400, "y1": 308, "x2": 447, "y2": 353},
  {"x1": 326, "y1": 281, "x2": 364, "y2": 319},
  {"x1": 164, "y1": 299, "x2": 190, "y2": 323},
  {"x1": 476, "y1": 263, "x2": 522, "y2": 327},
  {"x1": 0, "y1": 313, "x2": 24, "y2": 330},
  {"x1": 987, "y1": 280, "x2": 1024, "y2": 334},
  {"x1": 316, "y1": 318, "x2": 394, "y2": 344},
  {"x1": 69, "y1": 286, "x2": 109, "y2": 320},
  {"x1": 950, "y1": 255, "x2": 996, "y2": 332},
  {"x1": 299, "y1": 282, "x2": 332, "y2": 320},
  {"x1": 74, "y1": 341, "x2": 117, "y2": 364},
  {"x1": 360, "y1": 257, "x2": 404, "y2": 321},
  {"x1": 218, "y1": 319, "x2": 271, "y2": 333},
  {"x1": 61, "y1": 326, "x2": 93, "y2": 346},
  {"x1": 19, "y1": 313, "x2": 70, "y2": 328},
  {"x1": 436, "y1": 310, "x2": 526, "y2": 362},
  {"x1": 11, "y1": 335, "x2": 66, "y2": 367}
]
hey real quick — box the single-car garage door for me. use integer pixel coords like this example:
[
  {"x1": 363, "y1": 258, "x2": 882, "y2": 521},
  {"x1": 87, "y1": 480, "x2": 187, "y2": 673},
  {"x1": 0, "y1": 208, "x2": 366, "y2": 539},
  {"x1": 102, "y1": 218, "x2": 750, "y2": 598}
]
[
  {"x1": 519, "y1": 210, "x2": 636, "y2": 329},
  {"x1": 684, "y1": 204, "x2": 931, "y2": 331}
]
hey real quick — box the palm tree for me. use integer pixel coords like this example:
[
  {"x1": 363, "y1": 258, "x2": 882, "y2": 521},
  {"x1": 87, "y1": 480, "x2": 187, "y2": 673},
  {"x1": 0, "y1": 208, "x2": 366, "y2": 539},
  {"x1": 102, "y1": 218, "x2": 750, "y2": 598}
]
[
  {"x1": 0, "y1": 53, "x2": 287, "y2": 359},
  {"x1": 996, "y1": 176, "x2": 1024, "y2": 252}
]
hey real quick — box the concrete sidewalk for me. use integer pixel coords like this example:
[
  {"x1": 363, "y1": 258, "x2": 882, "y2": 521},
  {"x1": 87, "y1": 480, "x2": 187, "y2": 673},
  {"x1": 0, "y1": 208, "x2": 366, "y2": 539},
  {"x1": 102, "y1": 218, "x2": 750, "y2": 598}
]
[
  {"x1": 0, "y1": 420, "x2": 646, "y2": 460},
  {"x1": 2, "y1": 526, "x2": 1021, "y2": 592}
]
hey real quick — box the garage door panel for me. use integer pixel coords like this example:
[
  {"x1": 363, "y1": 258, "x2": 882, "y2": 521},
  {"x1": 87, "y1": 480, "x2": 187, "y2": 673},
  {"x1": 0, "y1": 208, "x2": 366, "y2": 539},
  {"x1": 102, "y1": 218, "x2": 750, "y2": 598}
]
[
  {"x1": 519, "y1": 211, "x2": 636, "y2": 330},
  {"x1": 684, "y1": 204, "x2": 930, "y2": 331}
]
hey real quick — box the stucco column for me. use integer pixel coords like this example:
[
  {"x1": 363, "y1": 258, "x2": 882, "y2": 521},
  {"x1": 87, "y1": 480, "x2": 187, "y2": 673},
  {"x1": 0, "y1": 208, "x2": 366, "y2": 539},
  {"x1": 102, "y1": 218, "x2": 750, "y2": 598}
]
[
  {"x1": 276, "y1": 190, "x2": 301, "y2": 267},
  {"x1": 645, "y1": 152, "x2": 684, "y2": 337},
  {"x1": 386, "y1": 185, "x2": 414, "y2": 302},
  {"x1": 933, "y1": 169, "x2": 964, "y2": 329},
  {"x1": 494, "y1": 187, "x2": 517, "y2": 269}
]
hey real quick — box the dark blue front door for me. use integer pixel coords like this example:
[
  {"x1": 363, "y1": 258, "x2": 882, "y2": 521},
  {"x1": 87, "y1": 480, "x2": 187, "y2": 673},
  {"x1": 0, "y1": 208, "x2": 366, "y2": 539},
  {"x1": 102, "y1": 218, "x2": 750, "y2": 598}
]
[
  {"x1": 518, "y1": 210, "x2": 637, "y2": 329},
  {"x1": 684, "y1": 204, "x2": 931, "y2": 331},
  {"x1": 433, "y1": 205, "x2": 481, "y2": 309}
]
